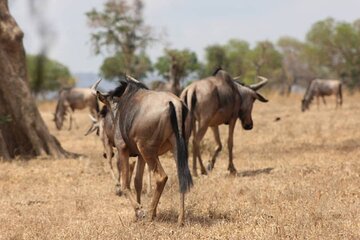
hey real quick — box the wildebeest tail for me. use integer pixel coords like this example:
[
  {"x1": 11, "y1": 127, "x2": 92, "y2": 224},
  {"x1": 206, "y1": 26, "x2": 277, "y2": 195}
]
[
  {"x1": 169, "y1": 101, "x2": 193, "y2": 193},
  {"x1": 182, "y1": 89, "x2": 197, "y2": 115}
]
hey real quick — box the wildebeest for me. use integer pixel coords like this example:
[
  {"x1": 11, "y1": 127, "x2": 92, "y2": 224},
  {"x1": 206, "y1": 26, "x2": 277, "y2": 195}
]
[
  {"x1": 180, "y1": 68, "x2": 268, "y2": 176},
  {"x1": 85, "y1": 106, "x2": 151, "y2": 195},
  {"x1": 301, "y1": 79, "x2": 343, "y2": 112},
  {"x1": 91, "y1": 76, "x2": 193, "y2": 225},
  {"x1": 54, "y1": 87, "x2": 99, "y2": 130}
]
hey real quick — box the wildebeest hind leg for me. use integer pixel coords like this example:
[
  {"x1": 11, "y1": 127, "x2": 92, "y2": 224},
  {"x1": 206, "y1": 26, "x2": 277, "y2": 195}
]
[
  {"x1": 208, "y1": 126, "x2": 222, "y2": 171},
  {"x1": 194, "y1": 123, "x2": 209, "y2": 175},
  {"x1": 146, "y1": 156, "x2": 167, "y2": 220},
  {"x1": 227, "y1": 119, "x2": 237, "y2": 175},
  {"x1": 134, "y1": 156, "x2": 145, "y2": 204}
]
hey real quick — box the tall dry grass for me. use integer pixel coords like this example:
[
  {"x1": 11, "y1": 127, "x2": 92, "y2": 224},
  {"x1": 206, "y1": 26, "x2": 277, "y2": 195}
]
[{"x1": 1, "y1": 93, "x2": 359, "y2": 239}]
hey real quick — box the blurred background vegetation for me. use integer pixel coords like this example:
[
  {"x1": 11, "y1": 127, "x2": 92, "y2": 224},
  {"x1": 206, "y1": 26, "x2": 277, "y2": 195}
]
[{"x1": 25, "y1": 0, "x2": 360, "y2": 96}]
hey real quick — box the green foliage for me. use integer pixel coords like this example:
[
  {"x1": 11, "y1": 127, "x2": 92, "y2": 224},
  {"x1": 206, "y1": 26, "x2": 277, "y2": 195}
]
[
  {"x1": 305, "y1": 18, "x2": 360, "y2": 89},
  {"x1": 27, "y1": 54, "x2": 75, "y2": 95},
  {"x1": 100, "y1": 52, "x2": 152, "y2": 81},
  {"x1": 154, "y1": 49, "x2": 199, "y2": 82},
  {"x1": 201, "y1": 39, "x2": 281, "y2": 85},
  {"x1": 86, "y1": 0, "x2": 154, "y2": 80}
]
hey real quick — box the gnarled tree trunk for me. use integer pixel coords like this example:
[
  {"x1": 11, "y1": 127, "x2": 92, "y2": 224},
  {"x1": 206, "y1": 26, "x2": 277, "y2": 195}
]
[{"x1": 0, "y1": 0, "x2": 74, "y2": 159}]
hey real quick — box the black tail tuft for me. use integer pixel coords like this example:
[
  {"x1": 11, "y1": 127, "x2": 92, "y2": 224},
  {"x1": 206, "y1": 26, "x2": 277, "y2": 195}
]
[
  {"x1": 191, "y1": 90, "x2": 197, "y2": 113},
  {"x1": 169, "y1": 102, "x2": 193, "y2": 193}
]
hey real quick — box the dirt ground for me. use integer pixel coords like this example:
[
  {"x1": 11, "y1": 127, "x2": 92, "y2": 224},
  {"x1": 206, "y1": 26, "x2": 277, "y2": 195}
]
[{"x1": 1, "y1": 92, "x2": 359, "y2": 239}]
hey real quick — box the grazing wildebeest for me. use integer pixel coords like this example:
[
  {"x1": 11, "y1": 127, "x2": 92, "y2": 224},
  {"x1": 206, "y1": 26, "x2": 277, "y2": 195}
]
[
  {"x1": 301, "y1": 79, "x2": 343, "y2": 112},
  {"x1": 85, "y1": 106, "x2": 151, "y2": 195},
  {"x1": 91, "y1": 76, "x2": 193, "y2": 225},
  {"x1": 180, "y1": 68, "x2": 268, "y2": 176},
  {"x1": 54, "y1": 87, "x2": 99, "y2": 130}
]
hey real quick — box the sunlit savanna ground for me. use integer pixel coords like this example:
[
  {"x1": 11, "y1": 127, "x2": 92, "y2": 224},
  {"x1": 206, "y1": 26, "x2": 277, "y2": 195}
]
[{"x1": 1, "y1": 92, "x2": 359, "y2": 239}]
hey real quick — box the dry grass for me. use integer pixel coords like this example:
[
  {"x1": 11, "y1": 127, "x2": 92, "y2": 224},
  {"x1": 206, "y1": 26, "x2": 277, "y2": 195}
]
[{"x1": 1, "y1": 93, "x2": 360, "y2": 239}]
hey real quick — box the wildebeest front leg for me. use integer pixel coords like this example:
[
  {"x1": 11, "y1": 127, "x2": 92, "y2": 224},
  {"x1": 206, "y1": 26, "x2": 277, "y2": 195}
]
[
  {"x1": 146, "y1": 164, "x2": 152, "y2": 195},
  {"x1": 227, "y1": 119, "x2": 237, "y2": 174},
  {"x1": 207, "y1": 126, "x2": 222, "y2": 171},
  {"x1": 68, "y1": 111, "x2": 73, "y2": 130},
  {"x1": 322, "y1": 96, "x2": 326, "y2": 105},
  {"x1": 316, "y1": 96, "x2": 320, "y2": 110},
  {"x1": 103, "y1": 142, "x2": 121, "y2": 194},
  {"x1": 118, "y1": 149, "x2": 143, "y2": 218}
]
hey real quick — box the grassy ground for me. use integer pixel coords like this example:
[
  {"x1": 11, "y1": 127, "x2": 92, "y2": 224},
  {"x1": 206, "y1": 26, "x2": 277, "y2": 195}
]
[{"x1": 1, "y1": 93, "x2": 359, "y2": 239}]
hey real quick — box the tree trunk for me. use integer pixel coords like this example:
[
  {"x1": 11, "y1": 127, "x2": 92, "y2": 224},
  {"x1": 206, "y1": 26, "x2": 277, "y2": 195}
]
[{"x1": 0, "y1": 0, "x2": 76, "y2": 159}]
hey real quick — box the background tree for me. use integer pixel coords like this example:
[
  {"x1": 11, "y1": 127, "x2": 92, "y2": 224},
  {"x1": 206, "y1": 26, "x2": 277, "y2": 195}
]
[
  {"x1": 224, "y1": 39, "x2": 251, "y2": 79},
  {"x1": 277, "y1": 37, "x2": 313, "y2": 94},
  {"x1": 248, "y1": 41, "x2": 282, "y2": 82},
  {"x1": 200, "y1": 44, "x2": 228, "y2": 77},
  {"x1": 154, "y1": 48, "x2": 199, "y2": 95},
  {"x1": 86, "y1": 0, "x2": 154, "y2": 81},
  {"x1": 305, "y1": 18, "x2": 360, "y2": 89},
  {"x1": 27, "y1": 54, "x2": 75, "y2": 97},
  {"x1": 0, "y1": 0, "x2": 73, "y2": 159}
]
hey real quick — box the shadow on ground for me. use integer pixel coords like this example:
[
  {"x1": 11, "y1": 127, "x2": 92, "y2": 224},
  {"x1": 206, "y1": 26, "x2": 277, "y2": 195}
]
[
  {"x1": 237, "y1": 167, "x2": 273, "y2": 177},
  {"x1": 155, "y1": 208, "x2": 234, "y2": 226}
]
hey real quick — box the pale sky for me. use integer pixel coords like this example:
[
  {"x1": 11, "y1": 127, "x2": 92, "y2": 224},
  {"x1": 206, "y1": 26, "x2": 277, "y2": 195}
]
[{"x1": 10, "y1": 0, "x2": 360, "y2": 74}]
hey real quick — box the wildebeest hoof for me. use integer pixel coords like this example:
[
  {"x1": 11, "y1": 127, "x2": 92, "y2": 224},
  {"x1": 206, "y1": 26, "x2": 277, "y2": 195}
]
[
  {"x1": 135, "y1": 208, "x2": 146, "y2": 220},
  {"x1": 207, "y1": 163, "x2": 213, "y2": 172},
  {"x1": 229, "y1": 168, "x2": 237, "y2": 175},
  {"x1": 115, "y1": 184, "x2": 122, "y2": 196},
  {"x1": 200, "y1": 167, "x2": 208, "y2": 175},
  {"x1": 228, "y1": 166, "x2": 237, "y2": 175}
]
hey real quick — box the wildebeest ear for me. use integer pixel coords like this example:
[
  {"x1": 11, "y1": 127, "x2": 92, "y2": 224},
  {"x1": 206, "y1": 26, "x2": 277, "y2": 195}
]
[
  {"x1": 96, "y1": 91, "x2": 109, "y2": 104},
  {"x1": 256, "y1": 92, "x2": 268, "y2": 102}
]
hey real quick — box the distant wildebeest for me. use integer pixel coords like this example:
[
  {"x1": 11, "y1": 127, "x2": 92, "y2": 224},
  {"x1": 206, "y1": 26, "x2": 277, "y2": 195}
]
[
  {"x1": 91, "y1": 76, "x2": 193, "y2": 225},
  {"x1": 301, "y1": 79, "x2": 343, "y2": 112},
  {"x1": 54, "y1": 87, "x2": 99, "y2": 130},
  {"x1": 181, "y1": 68, "x2": 268, "y2": 176},
  {"x1": 85, "y1": 106, "x2": 151, "y2": 195}
]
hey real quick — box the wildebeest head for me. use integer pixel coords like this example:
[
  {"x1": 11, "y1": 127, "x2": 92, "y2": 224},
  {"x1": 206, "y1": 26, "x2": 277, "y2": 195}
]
[
  {"x1": 301, "y1": 99, "x2": 309, "y2": 112},
  {"x1": 90, "y1": 76, "x2": 148, "y2": 118},
  {"x1": 236, "y1": 76, "x2": 268, "y2": 130}
]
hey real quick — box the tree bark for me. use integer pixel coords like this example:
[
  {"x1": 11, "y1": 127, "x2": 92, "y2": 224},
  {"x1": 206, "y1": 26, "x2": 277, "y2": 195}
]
[{"x1": 0, "y1": 0, "x2": 76, "y2": 159}]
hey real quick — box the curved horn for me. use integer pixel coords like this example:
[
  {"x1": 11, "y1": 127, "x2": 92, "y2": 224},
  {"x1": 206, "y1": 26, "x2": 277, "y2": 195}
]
[
  {"x1": 84, "y1": 123, "x2": 99, "y2": 136},
  {"x1": 250, "y1": 76, "x2": 268, "y2": 91},
  {"x1": 90, "y1": 78, "x2": 102, "y2": 95},
  {"x1": 88, "y1": 114, "x2": 97, "y2": 123},
  {"x1": 233, "y1": 75, "x2": 241, "y2": 80},
  {"x1": 126, "y1": 74, "x2": 140, "y2": 83}
]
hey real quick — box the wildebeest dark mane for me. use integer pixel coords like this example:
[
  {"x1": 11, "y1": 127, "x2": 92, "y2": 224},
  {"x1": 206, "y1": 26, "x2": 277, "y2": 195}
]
[
  {"x1": 99, "y1": 105, "x2": 108, "y2": 118},
  {"x1": 111, "y1": 79, "x2": 149, "y2": 98},
  {"x1": 212, "y1": 67, "x2": 223, "y2": 76},
  {"x1": 303, "y1": 79, "x2": 315, "y2": 105}
]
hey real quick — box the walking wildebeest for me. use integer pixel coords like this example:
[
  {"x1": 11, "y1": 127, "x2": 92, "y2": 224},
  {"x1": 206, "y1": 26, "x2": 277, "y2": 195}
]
[
  {"x1": 180, "y1": 68, "x2": 268, "y2": 176},
  {"x1": 85, "y1": 106, "x2": 151, "y2": 195},
  {"x1": 54, "y1": 87, "x2": 99, "y2": 130},
  {"x1": 91, "y1": 76, "x2": 193, "y2": 225},
  {"x1": 301, "y1": 79, "x2": 343, "y2": 112}
]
